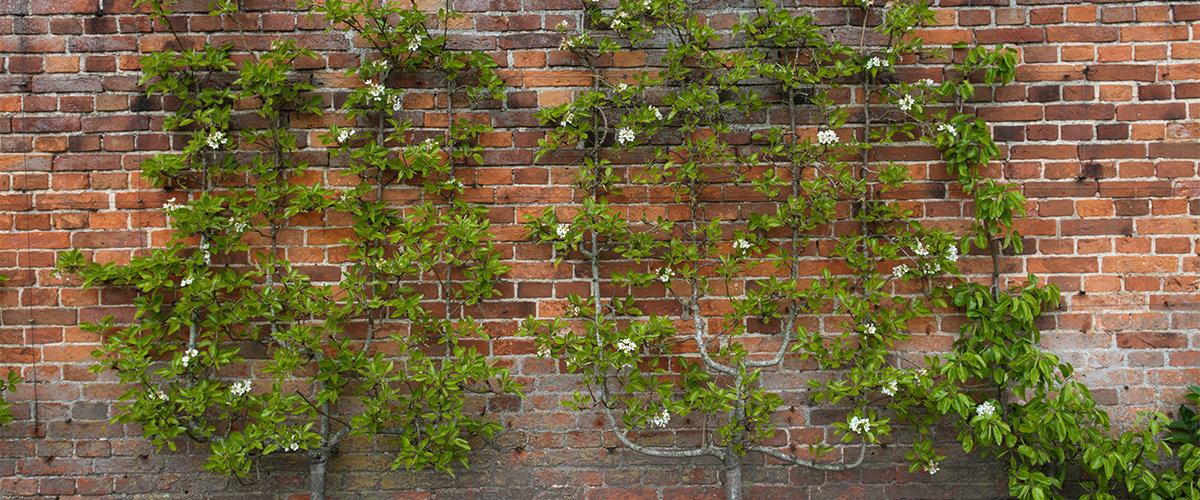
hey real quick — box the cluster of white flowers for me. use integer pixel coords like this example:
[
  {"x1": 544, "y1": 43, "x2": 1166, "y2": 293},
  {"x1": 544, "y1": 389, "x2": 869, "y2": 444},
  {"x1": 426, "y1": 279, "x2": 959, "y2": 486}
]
[
  {"x1": 656, "y1": 267, "x2": 675, "y2": 283},
  {"x1": 206, "y1": 130, "x2": 226, "y2": 150},
  {"x1": 976, "y1": 400, "x2": 996, "y2": 418},
  {"x1": 365, "y1": 79, "x2": 386, "y2": 101},
  {"x1": 848, "y1": 415, "x2": 871, "y2": 434},
  {"x1": 946, "y1": 244, "x2": 959, "y2": 263},
  {"x1": 611, "y1": 11, "x2": 630, "y2": 30},
  {"x1": 649, "y1": 408, "x2": 670, "y2": 428},
  {"x1": 881, "y1": 379, "x2": 898, "y2": 397},
  {"x1": 897, "y1": 94, "x2": 916, "y2": 112},
  {"x1": 617, "y1": 127, "x2": 635, "y2": 145},
  {"x1": 556, "y1": 20, "x2": 570, "y2": 31},
  {"x1": 537, "y1": 344, "x2": 551, "y2": 357},
  {"x1": 937, "y1": 122, "x2": 957, "y2": 138},
  {"x1": 385, "y1": 94, "x2": 402, "y2": 112},
  {"x1": 407, "y1": 34, "x2": 424, "y2": 52},
  {"x1": 162, "y1": 197, "x2": 183, "y2": 213},
  {"x1": 919, "y1": 78, "x2": 935, "y2": 87},
  {"x1": 149, "y1": 388, "x2": 167, "y2": 400},
  {"x1": 892, "y1": 263, "x2": 910, "y2": 278},
  {"x1": 200, "y1": 241, "x2": 212, "y2": 265},
  {"x1": 181, "y1": 348, "x2": 199, "y2": 368},
  {"x1": 286, "y1": 442, "x2": 300, "y2": 452},
  {"x1": 568, "y1": 304, "x2": 582, "y2": 316},
  {"x1": 653, "y1": 107, "x2": 663, "y2": 121},
  {"x1": 863, "y1": 323, "x2": 877, "y2": 335},
  {"x1": 617, "y1": 338, "x2": 637, "y2": 354},
  {"x1": 180, "y1": 275, "x2": 194, "y2": 287},
  {"x1": 924, "y1": 461, "x2": 940, "y2": 474},
  {"x1": 555, "y1": 223, "x2": 570, "y2": 239},
  {"x1": 642, "y1": 0, "x2": 651, "y2": 9},
  {"x1": 817, "y1": 129, "x2": 838, "y2": 145},
  {"x1": 230, "y1": 380, "x2": 251, "y2": 397},
  {"x1": 865, "y1": 56, "x2": 889, "y2": 70},
  {"x1": 560, "y1": 35, "x2": 581, "y2": 51},
  {"x1": 615, "y1": 82, "x2": 629, "y2": 93},
  {"x1": 913, "y1": 242, "x2": 929, "y2": 256},
  {"x1": 336, "y1": 128, "x2": 356, "y2": 143},
  {"x1": 231, "y1": 220, "x2": 249, "y2": 233},
  {"x1": 561, "y1": 111, "x2": 574, "y2": 128},
  {"x1": 733, "y1": 238, "x2": 751, "y2": 251}
]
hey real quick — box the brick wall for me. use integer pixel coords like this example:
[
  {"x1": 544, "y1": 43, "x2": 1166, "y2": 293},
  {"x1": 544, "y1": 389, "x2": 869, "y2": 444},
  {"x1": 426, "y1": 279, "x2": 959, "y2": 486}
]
[{"x1": 1, "y1": 0, "x2": 1198, "y2": 497}]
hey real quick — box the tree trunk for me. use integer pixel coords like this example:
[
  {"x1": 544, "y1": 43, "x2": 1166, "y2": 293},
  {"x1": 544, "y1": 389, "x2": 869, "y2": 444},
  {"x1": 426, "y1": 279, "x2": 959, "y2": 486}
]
[
  {"x1": 725, "y1": 457, "x2": 742, "y2": 500},
  {"x1": 309, "y1": 449, "x2": 329, "y2": 500}
]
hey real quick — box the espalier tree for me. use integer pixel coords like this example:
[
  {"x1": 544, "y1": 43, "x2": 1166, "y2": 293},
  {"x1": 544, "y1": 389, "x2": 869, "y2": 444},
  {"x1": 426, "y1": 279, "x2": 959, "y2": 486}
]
[
  {"x1": 522, "y1": 0, "x2": 1200, "y2": 499},
  {"x1": 55, "y1": 0, "x2": 518, "y2": 498}
]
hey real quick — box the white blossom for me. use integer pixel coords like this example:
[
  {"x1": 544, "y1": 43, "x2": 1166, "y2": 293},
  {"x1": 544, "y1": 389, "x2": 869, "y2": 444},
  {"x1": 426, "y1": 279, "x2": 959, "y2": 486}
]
[
  {"x1": 365, "y1": 80, "x2": 386, "y2": 101},
  {"x1": 336, "y1": 128, "x2": 356, "y2": 143},
  {"x1": 617, "y1": 338, "x2": 636, "y2": 354},
  {"x1": 556, "y1": 20, "x2": 570, "y2": 30},
  {"x1": 649, "y1": 408, "x2": 670, "y2": 428},
  {"x1": 181, "y1": 348, "x2": 199, "y2": 368},
  {"x1": 881, "y1": 379, "x2": 897, "y2": 397},
  {"x1": 892, "y1": 263, "x2": 910, "y2": 278},
  {"x1": 656, "y1": 267, "x2": 674, "y2": 283},
  {"x1": 920, "y1": 78, "x2": 935, "y2": 87},
  {"x1": 849, "y1": 415, "x2": 871, "y2": 434},
  {"x1": 617, "y1": 127, "x2": 635, "y2": 145},
  {"x1": 913, "y1": 242, "x2": 929, "y2": 256},
  {"x1": 230, "y1": 380, "x2": 251, "y2": 398},
  {"x1": 408, "y1": 35, "x2": 424, "y2": 52},
  {"x1": 555, "y1": 223, "x2": 570, "y2": 239},
  {"x1": 150, "y1": 389, "x2": 167, "y2": 400},
  {"x1": 205, "y1": 130, "x2": 226, "y2": 150},
  {"x1": 286, "y1": 442, "x2": 300, "y2": 452},
  {"x1": 561, "y1": 111, "x2": 574, "y2": 128},
  {"x1": 616, "y1": 82, "x2": 629, "y2": 93},
  {"x1": 924, "y1": 461, "x2": 940, "y2": 474},
  {"x1": 897, "y1": 94, "x2": 916, "y2": 112},
  {"x1": 653, "y1": 107, "x2": 663, "y2": 121},
  {"x1": 162, "y1": 197, "x2": 183, "y2": 212},
  {"x1": 537, "y1": 345, "x2": 551, "y2": 357},
  {"x1": 976, "y1": 400, "x2": 996, "y2": 418},
  {"x1": 946, "y1": 244, "x2": 959, "y2": 263},
  {"x1": 642, "y1": 0, "x2": 651, "y2": 9},
  {"x1": 937, "y1": 122, "x2": 957, "y2": 138},
  {"x1": 733, "y1": 239, "x2": 751, "y2": 251},
  {"x1": 568, "y1": 304, "x2": 581, "y2": 316},
  {"x1": 611, "y1": 11, "x2": 629, "y2": 30},
  {"x1": 232, "y1": 220, "x2": 249, "y2": 233},
  {"x1": 180, "y1": 275, "x2": 194, "y2": 287},
  {"x1": 817, "y1": 129, "x2": 838, "y2": 146},
  {"x1": 865, "y1": 56, "x2": 889, "y2": 70},
  {"x1": 863, "y1": 323, "x2": 877, "y2": 335},
  {"x1": 389, "y1": 95, "x2": 402, "y2": 112}
]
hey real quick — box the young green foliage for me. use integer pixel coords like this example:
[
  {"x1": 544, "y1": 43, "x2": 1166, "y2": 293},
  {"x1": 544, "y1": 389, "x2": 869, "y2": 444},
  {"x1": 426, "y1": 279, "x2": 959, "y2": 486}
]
[
  {"x1": 57, "y1": 0, "x2": 519, "y2": 497},
  {"x1": 523, "y1": 1, "x2": 963, "y2": 498},
  {"x1": 525, "y1": 0, "x2": 1197, "y2": 499}
]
